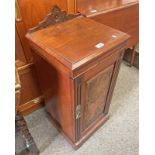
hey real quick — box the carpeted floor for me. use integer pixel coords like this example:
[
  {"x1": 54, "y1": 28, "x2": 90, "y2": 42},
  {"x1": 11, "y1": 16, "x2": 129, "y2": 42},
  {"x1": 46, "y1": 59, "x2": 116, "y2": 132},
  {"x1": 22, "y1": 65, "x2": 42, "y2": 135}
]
[{"x1": 24, "y1": 61, "x2": 139, "y2": 155}]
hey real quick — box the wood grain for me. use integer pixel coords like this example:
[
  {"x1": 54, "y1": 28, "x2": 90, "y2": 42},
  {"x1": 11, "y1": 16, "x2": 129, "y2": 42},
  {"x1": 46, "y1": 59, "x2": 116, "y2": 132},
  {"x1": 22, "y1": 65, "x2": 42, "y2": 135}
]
[{"x1": 84, "y1": 65, "x2": 114, "y2": 128}]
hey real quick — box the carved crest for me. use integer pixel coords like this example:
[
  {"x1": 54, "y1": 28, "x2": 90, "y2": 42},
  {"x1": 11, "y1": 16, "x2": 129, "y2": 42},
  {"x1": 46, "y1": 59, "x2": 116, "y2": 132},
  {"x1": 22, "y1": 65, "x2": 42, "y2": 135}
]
[{"x1": 28, "y1": 5, "x2": 81, "y2": 33}]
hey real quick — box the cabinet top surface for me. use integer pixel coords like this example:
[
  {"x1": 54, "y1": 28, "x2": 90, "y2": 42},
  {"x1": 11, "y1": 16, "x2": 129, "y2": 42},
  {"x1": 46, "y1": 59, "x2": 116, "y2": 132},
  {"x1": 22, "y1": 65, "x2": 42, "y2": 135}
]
[
  {"x1": 77, "y1": 0, "x2": 139, "y2": 17},
  {"x1": 26, "y1": 17, "x2": 129, "y2": 70}
]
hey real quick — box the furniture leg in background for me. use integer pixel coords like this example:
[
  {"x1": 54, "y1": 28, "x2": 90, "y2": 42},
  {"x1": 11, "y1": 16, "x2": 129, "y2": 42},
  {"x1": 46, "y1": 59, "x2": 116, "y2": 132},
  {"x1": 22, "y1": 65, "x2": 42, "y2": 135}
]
[{"x1": 129, "y1": 45, "x2": 136, "y2": 67}]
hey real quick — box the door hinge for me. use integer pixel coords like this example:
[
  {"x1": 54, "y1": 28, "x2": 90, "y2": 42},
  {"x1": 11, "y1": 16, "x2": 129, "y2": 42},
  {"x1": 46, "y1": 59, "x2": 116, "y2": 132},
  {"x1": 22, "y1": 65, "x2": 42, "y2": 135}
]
[{"x1": 76, "y1": 105, "x2": 81, "y2": 119}]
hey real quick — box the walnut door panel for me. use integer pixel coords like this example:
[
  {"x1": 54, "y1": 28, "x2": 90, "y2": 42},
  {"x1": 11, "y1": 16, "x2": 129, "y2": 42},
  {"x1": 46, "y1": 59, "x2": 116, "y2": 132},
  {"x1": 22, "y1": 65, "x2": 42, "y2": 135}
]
[
  {"x1": 84, "y1": 65, "x2": 114, "y2": 128},
  {"x1": 81, "y1": 64, "x2": 114, "y2": 132}
]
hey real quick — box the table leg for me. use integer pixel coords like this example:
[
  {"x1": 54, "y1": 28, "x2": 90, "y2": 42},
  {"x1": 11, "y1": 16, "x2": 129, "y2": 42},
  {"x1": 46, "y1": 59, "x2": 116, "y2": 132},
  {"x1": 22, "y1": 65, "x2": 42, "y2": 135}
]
[{"x1": 129, "y1": 45, "x2": 136, "y2": 67}]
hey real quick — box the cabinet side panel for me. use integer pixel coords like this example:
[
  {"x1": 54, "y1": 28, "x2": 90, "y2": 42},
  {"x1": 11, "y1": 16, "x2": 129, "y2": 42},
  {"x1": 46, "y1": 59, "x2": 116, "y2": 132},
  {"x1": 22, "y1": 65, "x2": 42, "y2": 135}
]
[{"x1": 33, "y1": 52, "x2": 75, "y2": 141}]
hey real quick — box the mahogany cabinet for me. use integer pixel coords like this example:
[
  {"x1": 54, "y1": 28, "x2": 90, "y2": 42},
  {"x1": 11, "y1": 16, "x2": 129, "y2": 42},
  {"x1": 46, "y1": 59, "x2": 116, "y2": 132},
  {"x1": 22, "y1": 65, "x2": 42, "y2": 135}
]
[
  {"x1": 26, "y1": 16, "x2": 129, "y2": 149},
  {"x1": 15, "y1": 0, "x2": 138, "y2": 114}
]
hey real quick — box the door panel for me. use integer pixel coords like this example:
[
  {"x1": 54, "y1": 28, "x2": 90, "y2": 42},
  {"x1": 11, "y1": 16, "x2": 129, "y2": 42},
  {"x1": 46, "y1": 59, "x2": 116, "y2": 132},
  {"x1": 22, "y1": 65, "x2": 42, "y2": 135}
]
[
  {"x1": 81, "y1": 64, "x2": 114, "y2": 130},
  {"x1": 84, "y1": 65, "x2": 114, "y2": 128}
]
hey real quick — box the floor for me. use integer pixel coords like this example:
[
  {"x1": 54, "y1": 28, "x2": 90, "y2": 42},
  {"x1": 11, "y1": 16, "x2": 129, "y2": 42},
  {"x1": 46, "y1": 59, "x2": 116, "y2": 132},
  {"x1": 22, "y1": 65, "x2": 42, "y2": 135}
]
[{"x1": 24, "y1": 61, "x2": 139, "y2": 155}]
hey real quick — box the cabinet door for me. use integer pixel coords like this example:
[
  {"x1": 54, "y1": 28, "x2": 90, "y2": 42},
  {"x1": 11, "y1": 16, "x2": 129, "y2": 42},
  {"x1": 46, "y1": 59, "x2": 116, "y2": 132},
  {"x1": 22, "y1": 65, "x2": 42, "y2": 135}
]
[{"x1": 75, "y1": 50, "x2": 123, "y2": 140}]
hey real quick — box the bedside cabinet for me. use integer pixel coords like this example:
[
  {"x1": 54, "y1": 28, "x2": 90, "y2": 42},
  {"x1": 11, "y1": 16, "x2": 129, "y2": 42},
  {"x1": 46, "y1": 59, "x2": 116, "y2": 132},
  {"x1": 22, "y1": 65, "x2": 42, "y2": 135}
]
[{"x1": 26, "y1": 16, "x2": 129, "y2": 149}]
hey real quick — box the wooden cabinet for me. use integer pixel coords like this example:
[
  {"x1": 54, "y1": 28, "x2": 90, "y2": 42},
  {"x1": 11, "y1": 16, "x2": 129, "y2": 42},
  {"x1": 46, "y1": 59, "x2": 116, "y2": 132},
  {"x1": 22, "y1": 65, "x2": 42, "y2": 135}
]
[
  {"x1": 15, "y1": 0, "x2": 138, "y2": 114},
  {"x1": 26, "y1": 16, "x2": 129, "y2": 149}
]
